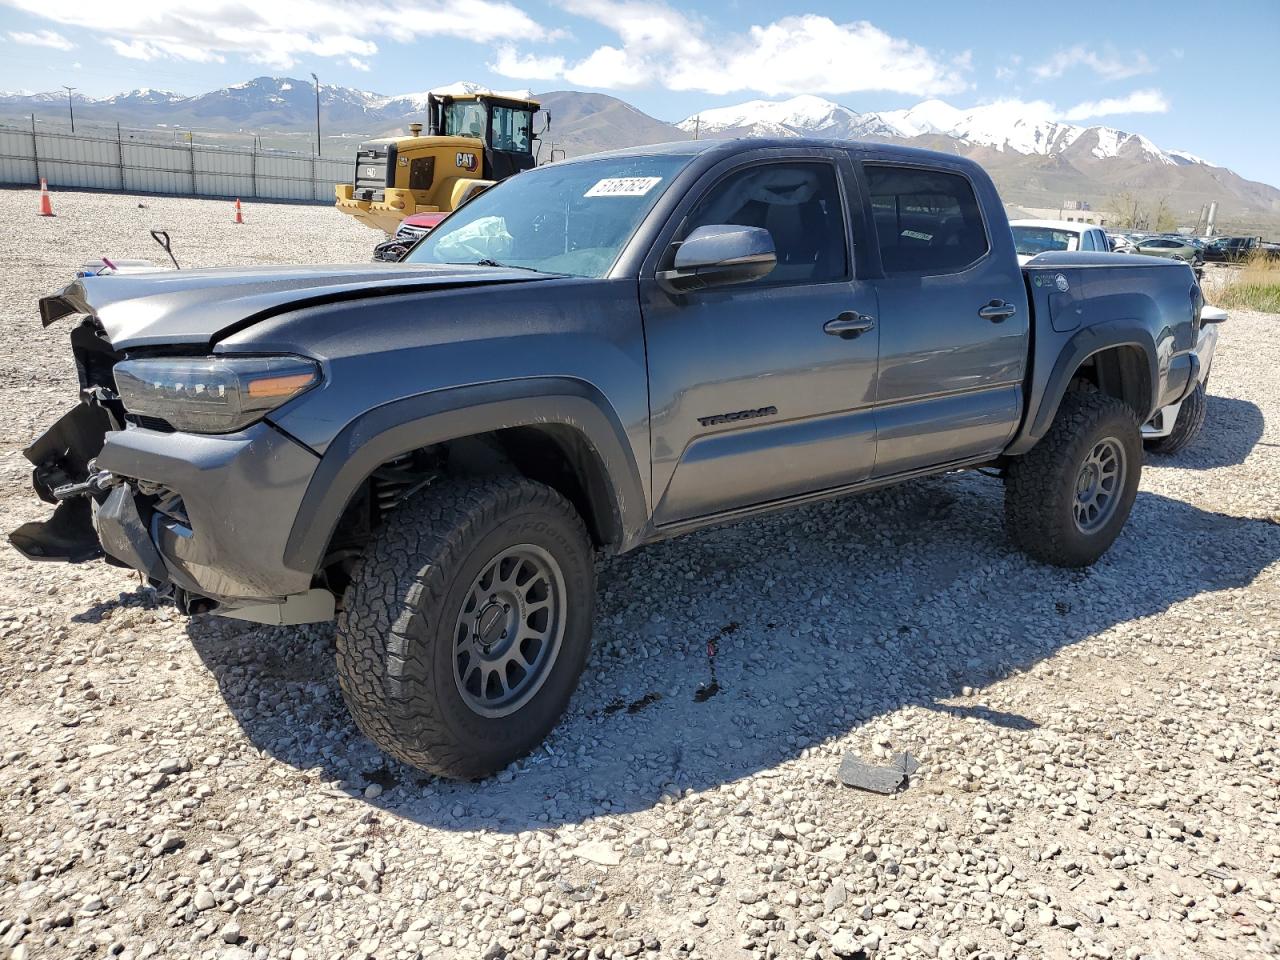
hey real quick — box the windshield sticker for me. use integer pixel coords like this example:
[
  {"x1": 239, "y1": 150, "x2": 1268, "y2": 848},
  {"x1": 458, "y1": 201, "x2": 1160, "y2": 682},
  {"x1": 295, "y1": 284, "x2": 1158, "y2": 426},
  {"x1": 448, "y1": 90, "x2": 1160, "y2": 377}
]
[
  {"x1": 585, "y1": 176, "x2": 663, "y2": 198},
  {"x1": 901, "y1": 229, "x2": 933, "y2": 241}
]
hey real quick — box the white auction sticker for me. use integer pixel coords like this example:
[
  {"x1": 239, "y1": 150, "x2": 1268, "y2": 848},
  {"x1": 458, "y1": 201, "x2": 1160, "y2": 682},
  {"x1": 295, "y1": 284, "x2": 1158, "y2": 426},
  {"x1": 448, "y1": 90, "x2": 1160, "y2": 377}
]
[{"x1": 585, "y1": 176, "x2": 663, "y2": 198}]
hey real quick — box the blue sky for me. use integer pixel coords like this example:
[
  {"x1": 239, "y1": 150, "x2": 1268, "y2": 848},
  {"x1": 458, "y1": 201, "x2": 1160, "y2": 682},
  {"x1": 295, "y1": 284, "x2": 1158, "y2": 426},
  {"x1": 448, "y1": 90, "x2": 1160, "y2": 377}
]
[{"x1": 2, "y1": 1, "x2": 1277, "y2": 185}]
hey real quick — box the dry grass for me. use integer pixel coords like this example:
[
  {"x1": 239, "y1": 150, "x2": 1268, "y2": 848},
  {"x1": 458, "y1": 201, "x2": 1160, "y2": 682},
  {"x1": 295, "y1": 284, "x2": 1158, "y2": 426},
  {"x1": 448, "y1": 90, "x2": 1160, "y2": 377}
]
[{"x1": 1216, "y1": 253, "x2": 1280, "y2": 314}]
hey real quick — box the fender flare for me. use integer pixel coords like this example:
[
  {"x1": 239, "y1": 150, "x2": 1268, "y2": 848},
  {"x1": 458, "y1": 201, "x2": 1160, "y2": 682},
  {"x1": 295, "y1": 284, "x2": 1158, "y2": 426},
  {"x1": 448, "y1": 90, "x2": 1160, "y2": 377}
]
[
  {"x1": 281, "y1": 377, "x2": 646, "y2": 575},
  {"x1": 1008, "y1": 319, "x2": 1159, "y2": 456}
]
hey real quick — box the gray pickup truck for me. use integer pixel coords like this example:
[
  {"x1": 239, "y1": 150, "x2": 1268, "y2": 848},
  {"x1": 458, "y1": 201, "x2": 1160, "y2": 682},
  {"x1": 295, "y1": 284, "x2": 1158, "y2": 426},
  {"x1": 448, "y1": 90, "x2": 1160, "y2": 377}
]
[{"x1": 12, "y1": 139, "x2": 1203, "y2": 779}]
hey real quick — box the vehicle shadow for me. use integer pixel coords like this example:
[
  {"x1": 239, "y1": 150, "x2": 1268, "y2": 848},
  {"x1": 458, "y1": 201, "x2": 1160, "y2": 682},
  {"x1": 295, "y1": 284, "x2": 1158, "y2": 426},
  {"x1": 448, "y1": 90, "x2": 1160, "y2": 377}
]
[
  {"x1": 1147, "y1": 394, "x2": 1265, "y2": 469},
  {"x1": 182, "y1": 473, "x2": 1279, "y2": 833}
]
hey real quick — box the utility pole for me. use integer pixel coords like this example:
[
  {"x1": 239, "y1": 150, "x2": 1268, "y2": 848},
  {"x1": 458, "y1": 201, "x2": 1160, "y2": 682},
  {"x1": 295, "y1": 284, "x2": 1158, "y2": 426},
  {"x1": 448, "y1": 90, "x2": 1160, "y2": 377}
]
[
  {"x1": 62, "y1": 85, "x2": 75, "y2": 133},
  {"x1": 693, "y1": 116, "x2": 700, "y2": 140},
  {"x1": 310, "y1": 73, "x2": 321, "y2": 157}
]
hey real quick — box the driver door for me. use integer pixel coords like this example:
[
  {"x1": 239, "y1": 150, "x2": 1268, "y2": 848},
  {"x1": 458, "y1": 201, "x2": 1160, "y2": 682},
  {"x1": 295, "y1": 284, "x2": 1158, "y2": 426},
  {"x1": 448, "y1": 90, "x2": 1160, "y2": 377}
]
[{"x1": 639, "y1": 150, "x2": 880, "y2": 526}]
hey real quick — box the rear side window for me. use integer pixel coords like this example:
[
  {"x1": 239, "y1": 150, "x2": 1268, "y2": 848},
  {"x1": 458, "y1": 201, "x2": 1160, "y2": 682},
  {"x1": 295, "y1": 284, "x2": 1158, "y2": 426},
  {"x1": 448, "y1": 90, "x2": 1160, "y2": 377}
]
[
  {"x1": 682, "y1": 161, "x2": 848, "y2": 285},
  {"x1": 1081, "y1": 231, "x2": 1096, "y2": 252},
  {"x1": 864, "y1": 164, "x2": 989, "y2": 275}
]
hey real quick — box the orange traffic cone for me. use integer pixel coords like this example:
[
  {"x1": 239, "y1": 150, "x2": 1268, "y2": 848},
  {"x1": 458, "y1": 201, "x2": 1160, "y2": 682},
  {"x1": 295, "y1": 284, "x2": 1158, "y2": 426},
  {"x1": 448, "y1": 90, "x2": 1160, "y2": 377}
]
[
  {"x1": 38, "y1": 178, "x2": 53, "y2": 217},
  {"x1": 233, "y1": 198, "x2": 243, "y2": 224}
]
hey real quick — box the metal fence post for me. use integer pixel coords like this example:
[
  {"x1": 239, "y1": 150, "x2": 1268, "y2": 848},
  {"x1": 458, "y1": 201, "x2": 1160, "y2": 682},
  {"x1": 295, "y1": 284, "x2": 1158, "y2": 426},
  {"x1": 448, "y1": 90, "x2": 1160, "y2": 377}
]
[
  {"x1": 189, "y1": 138, "x2": 197, "y2": 195},
  {"x1": 30, "y1": 114, "x2": 39, "y2": 184},
  {"x1": 251, "y1": 142, "x2": 258, "y2": 199},
  {"x1": 311, "y1": 154, "x2": 317, "y2": 202},
  {"x1": 116, "y1": 122, "x2": 125, "y2": 191}
]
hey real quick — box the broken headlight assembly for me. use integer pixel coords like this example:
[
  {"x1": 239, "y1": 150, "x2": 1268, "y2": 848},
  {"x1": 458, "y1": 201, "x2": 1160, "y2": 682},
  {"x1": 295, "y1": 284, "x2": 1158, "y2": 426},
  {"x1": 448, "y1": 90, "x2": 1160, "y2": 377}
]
[{"x1": 112, "y1": 355, "x2": 321, "y2": 434}]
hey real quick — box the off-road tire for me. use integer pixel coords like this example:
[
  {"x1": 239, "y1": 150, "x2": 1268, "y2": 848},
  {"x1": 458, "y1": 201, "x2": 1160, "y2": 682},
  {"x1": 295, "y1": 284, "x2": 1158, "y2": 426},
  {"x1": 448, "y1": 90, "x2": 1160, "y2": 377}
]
[
  {"x1": 1145, "y1": 381, "x2": 1206, "y2": 455},
  {"x1": 335, "y1": 476, "x2": 595, "y2": 779},
  {"x1": 1004, "y1": 389, "x2": 1142, "y2": 568}
]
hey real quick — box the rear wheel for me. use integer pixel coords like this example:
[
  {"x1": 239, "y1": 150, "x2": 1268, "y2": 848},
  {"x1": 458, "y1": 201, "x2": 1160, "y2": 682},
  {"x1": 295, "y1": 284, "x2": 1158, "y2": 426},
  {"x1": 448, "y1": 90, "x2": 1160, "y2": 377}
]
[
  {"x1": 1004, "y1": 389, "x2": 1142, "y2": 568},
  {"x1": 335, "y1": 476, "x2": 595, "y2": 779},
  {"x1": 1145, "y1": 382, "x2": 1206, "y2": 455}
]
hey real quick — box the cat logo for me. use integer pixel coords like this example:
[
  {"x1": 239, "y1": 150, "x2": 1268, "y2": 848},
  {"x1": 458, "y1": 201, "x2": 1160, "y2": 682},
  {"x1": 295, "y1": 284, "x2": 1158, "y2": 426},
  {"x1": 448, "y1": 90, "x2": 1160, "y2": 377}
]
[{"x1": 455, "y1": 152, "x2": 478, "y2": 171}]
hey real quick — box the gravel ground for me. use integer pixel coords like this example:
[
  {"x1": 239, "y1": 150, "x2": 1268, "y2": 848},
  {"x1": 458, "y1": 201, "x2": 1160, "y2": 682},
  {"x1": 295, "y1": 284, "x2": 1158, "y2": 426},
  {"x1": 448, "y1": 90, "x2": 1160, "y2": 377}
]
[{"x1": 1, "y1": 187, "x2": 1278, "y2": 960}]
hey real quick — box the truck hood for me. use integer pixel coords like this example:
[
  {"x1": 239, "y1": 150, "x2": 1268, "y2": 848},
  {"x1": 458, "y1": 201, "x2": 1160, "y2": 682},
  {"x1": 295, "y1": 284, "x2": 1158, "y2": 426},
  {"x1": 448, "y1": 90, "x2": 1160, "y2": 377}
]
[{"x1": 39, "y1": 262, "x2": 552, "y2": 351}]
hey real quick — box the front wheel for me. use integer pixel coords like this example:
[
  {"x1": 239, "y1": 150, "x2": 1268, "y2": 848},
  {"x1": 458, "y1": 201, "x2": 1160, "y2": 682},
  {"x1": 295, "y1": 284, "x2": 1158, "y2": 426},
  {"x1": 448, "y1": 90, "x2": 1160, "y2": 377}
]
[
  {"x1": 1004, "y1": 389, "x2": 1142, "y2": 568},
  {"x1": 335, "y1": 476, "x2": 595, "y2": 779}
]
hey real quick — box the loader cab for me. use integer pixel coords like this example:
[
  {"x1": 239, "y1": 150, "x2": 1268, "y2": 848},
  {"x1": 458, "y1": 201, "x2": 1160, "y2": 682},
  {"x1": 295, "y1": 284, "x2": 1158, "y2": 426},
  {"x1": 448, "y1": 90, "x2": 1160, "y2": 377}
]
[{"x1": 428, "y1": 93, "x2": 540, "y2": 180}]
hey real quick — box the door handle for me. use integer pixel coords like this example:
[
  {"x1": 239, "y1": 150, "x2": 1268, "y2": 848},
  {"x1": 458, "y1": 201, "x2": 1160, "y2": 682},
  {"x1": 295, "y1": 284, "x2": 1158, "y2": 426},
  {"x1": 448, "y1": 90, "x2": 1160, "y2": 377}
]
[
  {"x1": 978, "y1": 299, "x2": 1017, "y2": 322},
  {"x1": 824, "y1": 311, "x2": 876, "y2": 339}
]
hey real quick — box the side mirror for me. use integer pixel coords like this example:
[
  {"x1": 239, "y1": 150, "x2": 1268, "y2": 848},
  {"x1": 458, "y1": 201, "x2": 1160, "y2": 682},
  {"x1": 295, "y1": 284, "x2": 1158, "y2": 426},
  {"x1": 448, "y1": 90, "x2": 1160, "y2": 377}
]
[{"x1": 657, "y1": 225, "x2": 776, "y2": 294}]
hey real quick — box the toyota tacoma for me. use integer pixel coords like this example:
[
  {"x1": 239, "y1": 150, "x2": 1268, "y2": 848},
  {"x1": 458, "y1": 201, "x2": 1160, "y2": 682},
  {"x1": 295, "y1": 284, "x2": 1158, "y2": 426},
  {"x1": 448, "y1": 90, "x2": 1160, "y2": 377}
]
[{"x1": 11, "y1": 139, "x2": 1205, "y2": 779}]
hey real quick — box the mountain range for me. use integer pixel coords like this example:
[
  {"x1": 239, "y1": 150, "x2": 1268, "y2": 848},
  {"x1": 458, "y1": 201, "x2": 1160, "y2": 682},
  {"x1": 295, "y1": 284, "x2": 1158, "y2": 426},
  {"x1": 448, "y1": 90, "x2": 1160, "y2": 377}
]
[
  {"x1": 678, "y1": 95, "x2": 1211, "y2": 167},
  {"x1": 2, "y1": 77, "x2": 1278, "y2": 230}
]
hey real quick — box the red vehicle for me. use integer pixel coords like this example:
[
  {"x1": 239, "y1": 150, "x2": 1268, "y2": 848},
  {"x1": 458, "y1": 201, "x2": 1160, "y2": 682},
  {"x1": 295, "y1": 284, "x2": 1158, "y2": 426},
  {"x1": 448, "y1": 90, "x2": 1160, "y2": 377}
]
[{"x1": 372, "y1": 212, "x2": 448, "y2": 262}]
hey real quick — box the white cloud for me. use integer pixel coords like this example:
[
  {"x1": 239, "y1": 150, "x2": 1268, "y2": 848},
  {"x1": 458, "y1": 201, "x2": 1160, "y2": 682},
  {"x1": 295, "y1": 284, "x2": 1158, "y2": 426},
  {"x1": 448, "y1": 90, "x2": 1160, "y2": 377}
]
[
  {"x1": 565, "y1": 45, "x2": 649, "y2": 88},
  {"x1": 1063, "y1": 89, "x2": 1169, "y2": 121},
  {"x1": 489, "y1": 45, "x2": 567, "y2": 81},
  {"x1": 8, "y1": 28, "x2": 74, "y2": 50},
  {"x1": 347, "y1": 57, "x2": 371, "y2": 72},
  {"x1": 494, "y1": 3, "x2": 967, "y2": 97},
  {"x1": 105, "y1": 38, "x2": 225, "y2": 64},
  {"x1": 1033, "y1": 45, "x2": 1154, "y2": 82},
  {"x1": 1, "y1": 0, "x2": 556, "y2": 70},
  {"x1": 994, "y1": 53, "x2": 1022, "y2": 83}
]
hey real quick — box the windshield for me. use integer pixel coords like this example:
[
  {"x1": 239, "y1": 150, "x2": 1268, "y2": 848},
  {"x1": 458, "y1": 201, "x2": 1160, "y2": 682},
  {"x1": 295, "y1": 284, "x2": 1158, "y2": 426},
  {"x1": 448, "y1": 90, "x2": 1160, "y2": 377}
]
[
  {"x1": 1011, "y1": 225, "x2": 1078, "y2": 257},
  {"x1": 443, "y1": 101, "x2": 487, "y2": 139},
  {"x1": 406, "y1": 154, "x2": 692, "y2": 278}
]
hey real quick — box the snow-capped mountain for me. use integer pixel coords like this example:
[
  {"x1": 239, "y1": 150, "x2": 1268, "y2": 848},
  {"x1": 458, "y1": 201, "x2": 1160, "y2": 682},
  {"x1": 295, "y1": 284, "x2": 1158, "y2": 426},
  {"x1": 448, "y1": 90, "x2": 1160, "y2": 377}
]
[
  {"x1": 0, "y1": 77, "x2": 531, "y2": 134},
  {"x1": 677, "y1": 95, "x2": 899, "y2": 140},
  {"x1": 680, "y1": 96, "x2": 1212, "y2": 169}
]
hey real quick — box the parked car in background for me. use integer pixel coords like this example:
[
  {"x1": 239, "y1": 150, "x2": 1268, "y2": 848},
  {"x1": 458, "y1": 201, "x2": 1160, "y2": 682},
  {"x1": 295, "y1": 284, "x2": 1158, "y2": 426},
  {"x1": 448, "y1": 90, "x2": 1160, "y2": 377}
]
[
  {"x1": 373, "y1": 211, "x2": 449, "y2": 262},
  {"x1": 1009, "y1": 219, "x2": 1112, "y2": 265},
  {"x1": 1144, "y1": 304, "x2": 1226, "y2": 454},
  {"x1": 1203, "y1": 236, "x2": 1280, "y2": 263},
  {"x1": 1131, "y1": 236, "x2": 1204, "y2": 265},
  {"x1": 1107, "y1": 233, "x2": 1138, "y2": 254}
]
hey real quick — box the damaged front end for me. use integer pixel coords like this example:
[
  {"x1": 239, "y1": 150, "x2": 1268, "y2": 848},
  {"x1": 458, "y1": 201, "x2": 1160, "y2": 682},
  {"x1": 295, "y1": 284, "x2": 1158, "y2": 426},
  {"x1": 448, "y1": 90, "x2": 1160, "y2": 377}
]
[
  {"x1": 9, "y1": 313, "x2": 188, "y2": 610},
  {"x1": 11, "y1": 284, "x2": 335, "y2": 625},
  {"x1": 9, "y1": 316, "x2": 127, "y2": 566}
]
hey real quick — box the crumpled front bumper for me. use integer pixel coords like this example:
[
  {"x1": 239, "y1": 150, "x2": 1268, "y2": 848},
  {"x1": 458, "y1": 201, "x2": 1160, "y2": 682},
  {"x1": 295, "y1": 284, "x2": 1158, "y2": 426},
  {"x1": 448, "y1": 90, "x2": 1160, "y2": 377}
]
[{"x1": 9, "y1": 404, "x2": 335, "y2": 625}]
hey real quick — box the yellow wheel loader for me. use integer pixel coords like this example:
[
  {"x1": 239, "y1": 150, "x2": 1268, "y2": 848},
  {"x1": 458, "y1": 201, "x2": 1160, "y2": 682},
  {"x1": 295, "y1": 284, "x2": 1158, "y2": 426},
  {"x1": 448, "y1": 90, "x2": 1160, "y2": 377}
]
[{"x1": 335, "y1": 92, "x2": 543, "y2": 235}]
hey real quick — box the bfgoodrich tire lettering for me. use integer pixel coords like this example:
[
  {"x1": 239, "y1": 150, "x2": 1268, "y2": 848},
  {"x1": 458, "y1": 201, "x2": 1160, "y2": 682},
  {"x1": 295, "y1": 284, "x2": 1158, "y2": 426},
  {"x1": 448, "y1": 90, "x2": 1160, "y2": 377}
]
[
  {"x1": 335, "y1": 476, "x2": 594, "y2": 779},
  {"x1": 1004, "y1": 388, "x2": 1142, "y2": 568}
]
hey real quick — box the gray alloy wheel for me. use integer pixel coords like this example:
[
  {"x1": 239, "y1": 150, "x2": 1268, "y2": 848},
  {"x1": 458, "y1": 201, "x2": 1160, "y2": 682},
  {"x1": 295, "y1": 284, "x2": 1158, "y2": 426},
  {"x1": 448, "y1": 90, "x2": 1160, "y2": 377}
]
[
  {"x1": 1071, "y1": 436, "x2": 1126, "y2": 534},
  {"x1": 452, "y1": 543, "x2": 567, "y2": 718}
]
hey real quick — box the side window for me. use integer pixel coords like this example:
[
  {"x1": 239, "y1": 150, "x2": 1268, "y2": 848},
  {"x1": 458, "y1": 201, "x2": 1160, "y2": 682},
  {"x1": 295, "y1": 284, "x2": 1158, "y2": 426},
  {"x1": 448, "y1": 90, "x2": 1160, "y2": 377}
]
[
  {"x1": 490, "y1": 106, "x2": 533, "y2": 154},
  {"x1": 682, "y1": 161, "x2": 848, "y2": 285},
  {"x1": 1080, "y1": 231, "x2": 1096, "y2": 252},
  {"x1": 864, "y1": 164, "x2": 990, "y2": 275}
]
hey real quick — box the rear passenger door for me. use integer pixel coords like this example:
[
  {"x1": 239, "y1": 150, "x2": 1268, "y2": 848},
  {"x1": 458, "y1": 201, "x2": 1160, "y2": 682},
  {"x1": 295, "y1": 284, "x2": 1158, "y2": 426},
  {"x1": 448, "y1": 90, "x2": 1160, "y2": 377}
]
[{"x1": 860, "y1": 161, "x2": 1029, "y2": 477}]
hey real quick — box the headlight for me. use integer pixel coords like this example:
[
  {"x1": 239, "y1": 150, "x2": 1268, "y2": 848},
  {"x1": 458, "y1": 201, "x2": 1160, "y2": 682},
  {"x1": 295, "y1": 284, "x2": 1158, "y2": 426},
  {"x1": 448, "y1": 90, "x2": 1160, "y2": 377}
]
[{"x1": 113, "y1": 355, "x2": 320, "y2": 434}]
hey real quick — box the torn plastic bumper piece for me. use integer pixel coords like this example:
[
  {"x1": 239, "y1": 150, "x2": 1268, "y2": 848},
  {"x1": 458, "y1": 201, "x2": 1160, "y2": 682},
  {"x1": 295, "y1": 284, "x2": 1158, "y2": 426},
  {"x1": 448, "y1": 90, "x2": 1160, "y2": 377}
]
[
  {"x1": 96, "y1": 482, "x2": 169, "y2": 584},
  {"x1": 9, "y1": 497, "x2": 101, "y2": 563},
  {"x1": 8, "y1": 401, "x2": 116, "y2": 562}
]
